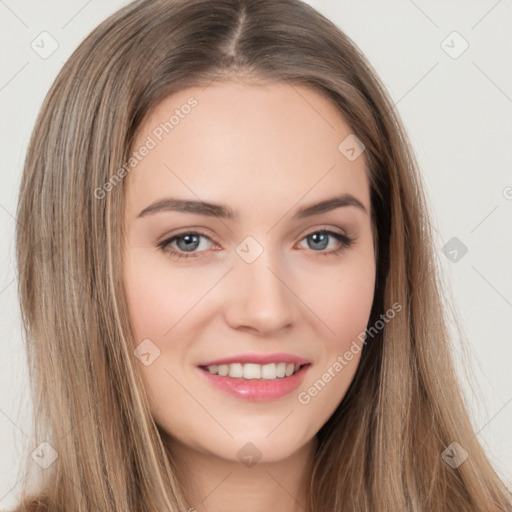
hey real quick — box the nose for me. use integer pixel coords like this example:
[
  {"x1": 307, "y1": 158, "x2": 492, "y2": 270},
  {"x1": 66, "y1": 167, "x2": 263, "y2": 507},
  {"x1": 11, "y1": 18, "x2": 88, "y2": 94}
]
[{"x1": 223, "y1": 248, "x2": 297, "y2": 336}]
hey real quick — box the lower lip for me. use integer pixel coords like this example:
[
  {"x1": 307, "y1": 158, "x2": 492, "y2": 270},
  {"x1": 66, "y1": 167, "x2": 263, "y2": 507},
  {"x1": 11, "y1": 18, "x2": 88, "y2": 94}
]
[{"x1": 197, "y1": 364, "x2": 311, "y2": 401}]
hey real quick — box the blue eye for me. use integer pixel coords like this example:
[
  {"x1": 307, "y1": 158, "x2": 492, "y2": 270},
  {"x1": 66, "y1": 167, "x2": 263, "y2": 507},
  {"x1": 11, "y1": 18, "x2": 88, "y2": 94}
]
[
  {"x1": 298, "y1": 230, "x2": 355, "y2": 255},
  {"x1": 157, "y1": 231, "x2": 213, "y2": 260},
  {"x1": 157, "y1": 229, "x2": 355, "y2": 261}
]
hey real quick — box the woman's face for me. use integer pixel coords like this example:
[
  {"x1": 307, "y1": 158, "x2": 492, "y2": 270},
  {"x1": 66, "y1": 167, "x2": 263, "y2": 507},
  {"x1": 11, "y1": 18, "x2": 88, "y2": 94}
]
[{"x1": 123, "y1": 81, "x2": 376, "y2": 464}]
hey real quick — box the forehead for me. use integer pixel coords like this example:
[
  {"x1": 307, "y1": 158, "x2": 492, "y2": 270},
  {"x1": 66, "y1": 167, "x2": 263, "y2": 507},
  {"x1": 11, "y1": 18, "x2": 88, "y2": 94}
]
[{"x1": 125, "y1": 81, "x2": 370, "y2": 222}]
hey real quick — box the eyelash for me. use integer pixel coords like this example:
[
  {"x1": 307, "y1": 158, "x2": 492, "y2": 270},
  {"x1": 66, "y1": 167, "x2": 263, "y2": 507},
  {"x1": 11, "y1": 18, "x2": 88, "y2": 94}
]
[{"x1": 157, "y1": 229, "x2": 355, "y2": 261}]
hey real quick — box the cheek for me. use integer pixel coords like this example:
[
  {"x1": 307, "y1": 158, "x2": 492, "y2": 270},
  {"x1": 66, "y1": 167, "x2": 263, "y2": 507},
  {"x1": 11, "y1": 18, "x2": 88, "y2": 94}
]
[
  {"x1": 302, "y1": 253, "x2": 376, "y2": 348},
  {"x1": 122, "y1": 243, "x2": 376, "y2": 457},
  {"x1": 326, "y1": 273, "x2": 375, "y2": 343},
  {"x1": 125, "y1": 242, "x2": 376, "y2": 354},
  {"x1": 297, "y1": 253, "x2": 375, "y2": 400},
  {"x1": 123, "y1": 251, "x2": 204, "y2": 342},
  {"x1": 296, "y1": 265, "x2": 373, "y2": 419},
  {"x1": 123, "y1": 254, "x2": 199, "y2": 422}
]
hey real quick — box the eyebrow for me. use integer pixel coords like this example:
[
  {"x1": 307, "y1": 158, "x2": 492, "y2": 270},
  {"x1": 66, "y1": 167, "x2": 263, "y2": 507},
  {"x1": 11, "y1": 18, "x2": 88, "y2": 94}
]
[{"x1": 136, "y1": 193, "x2": 368, "y2": 220}]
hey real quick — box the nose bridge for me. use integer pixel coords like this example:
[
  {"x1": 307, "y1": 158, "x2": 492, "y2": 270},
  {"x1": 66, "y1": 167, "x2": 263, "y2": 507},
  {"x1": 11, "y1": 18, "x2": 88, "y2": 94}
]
[{"x1": 224, "y1": 234, "x2": 295, "y2": 334}]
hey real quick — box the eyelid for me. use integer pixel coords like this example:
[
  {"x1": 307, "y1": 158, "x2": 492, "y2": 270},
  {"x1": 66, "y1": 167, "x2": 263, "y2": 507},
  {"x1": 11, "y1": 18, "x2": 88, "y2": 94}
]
[
  {"x1": 159, "y1": 224, "x2": 351, "y2": 243},
  {"x1": 157, "y1": 225, "x2": 356, "y2": 260},
  {"x1": 156, "y1": 227, "x2": 217, "y2": 245},
  {"x1": 297, "y1": 224, "x2": 350, "y2": 239},
  {"x1": 156, "y1": 229, "x2": 220, "y2": 256}
]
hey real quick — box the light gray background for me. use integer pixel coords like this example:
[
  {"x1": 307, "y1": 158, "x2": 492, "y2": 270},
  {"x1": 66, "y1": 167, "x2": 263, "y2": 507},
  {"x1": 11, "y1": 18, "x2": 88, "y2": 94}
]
[{"x1": 1, "y1": 0, "x2": 511, "y2": 508}]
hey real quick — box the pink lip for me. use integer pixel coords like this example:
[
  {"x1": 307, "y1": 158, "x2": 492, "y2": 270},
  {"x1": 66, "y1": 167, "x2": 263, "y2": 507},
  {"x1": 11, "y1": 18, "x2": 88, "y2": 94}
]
[
  {"x1": 197, "y1": 352, "x2": 310, "y2": 367},
  {"x1": 197, "y1": 363, "x2": 311, "y2": 401}
]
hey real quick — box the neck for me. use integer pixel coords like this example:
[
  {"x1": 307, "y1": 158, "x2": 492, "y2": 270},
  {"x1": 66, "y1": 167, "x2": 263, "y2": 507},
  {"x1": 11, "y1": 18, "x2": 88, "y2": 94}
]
[{"x1": 163, "y1": 434, "x2": 318, "y2": 512}]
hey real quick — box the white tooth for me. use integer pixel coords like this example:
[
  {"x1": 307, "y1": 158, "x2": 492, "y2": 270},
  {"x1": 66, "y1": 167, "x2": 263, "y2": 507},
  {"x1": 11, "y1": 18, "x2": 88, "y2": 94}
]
[
  {"x1": 208, "y1": 362, "x2": 301, "y2": 379},
  {"x1": 217, "y1": 364, "x2": 229, "y2": 376},
  {"x1": 261, "y1": 363, "x2": 277, "y2": 380},
  {"x1": 243, "y1": 363, "x2": 261, "y2": 379},
  {"x1": 276, "y1": 362, "x2": 286, "y2": 378},
  {"x1": 229, "y1": 363, "x2": 244, "y2": 378}
]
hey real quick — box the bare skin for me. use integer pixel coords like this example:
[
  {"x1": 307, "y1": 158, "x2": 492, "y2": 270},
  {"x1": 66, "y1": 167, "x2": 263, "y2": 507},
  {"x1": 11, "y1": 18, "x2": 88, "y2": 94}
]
[{"x1": 123, "y1": 80, "x2": 376, "y2": 512}]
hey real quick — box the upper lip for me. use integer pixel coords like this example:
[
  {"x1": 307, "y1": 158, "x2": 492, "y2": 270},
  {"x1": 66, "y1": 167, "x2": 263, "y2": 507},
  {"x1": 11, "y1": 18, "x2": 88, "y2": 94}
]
[{"x1": 197, "y1": 352, "x2": 311, "y2": 367}]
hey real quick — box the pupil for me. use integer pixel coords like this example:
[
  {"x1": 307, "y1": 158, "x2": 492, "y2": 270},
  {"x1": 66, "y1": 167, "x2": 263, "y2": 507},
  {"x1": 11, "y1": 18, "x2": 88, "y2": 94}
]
[
  {"x1": 178, "y1": 234, "x2": 199, "y2": 252},
  {"x1": 175, "y1": 233, "x2": 329, "y2": 253},
  {"x1": 310, "y1": 232, "x2": 327, "y2": 250}
]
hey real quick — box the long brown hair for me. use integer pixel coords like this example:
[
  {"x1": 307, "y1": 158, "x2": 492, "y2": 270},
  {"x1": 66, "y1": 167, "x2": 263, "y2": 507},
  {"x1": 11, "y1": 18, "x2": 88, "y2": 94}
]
[{"x1": 13, "y1": 0, "x2": 512, "y2": 510}]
